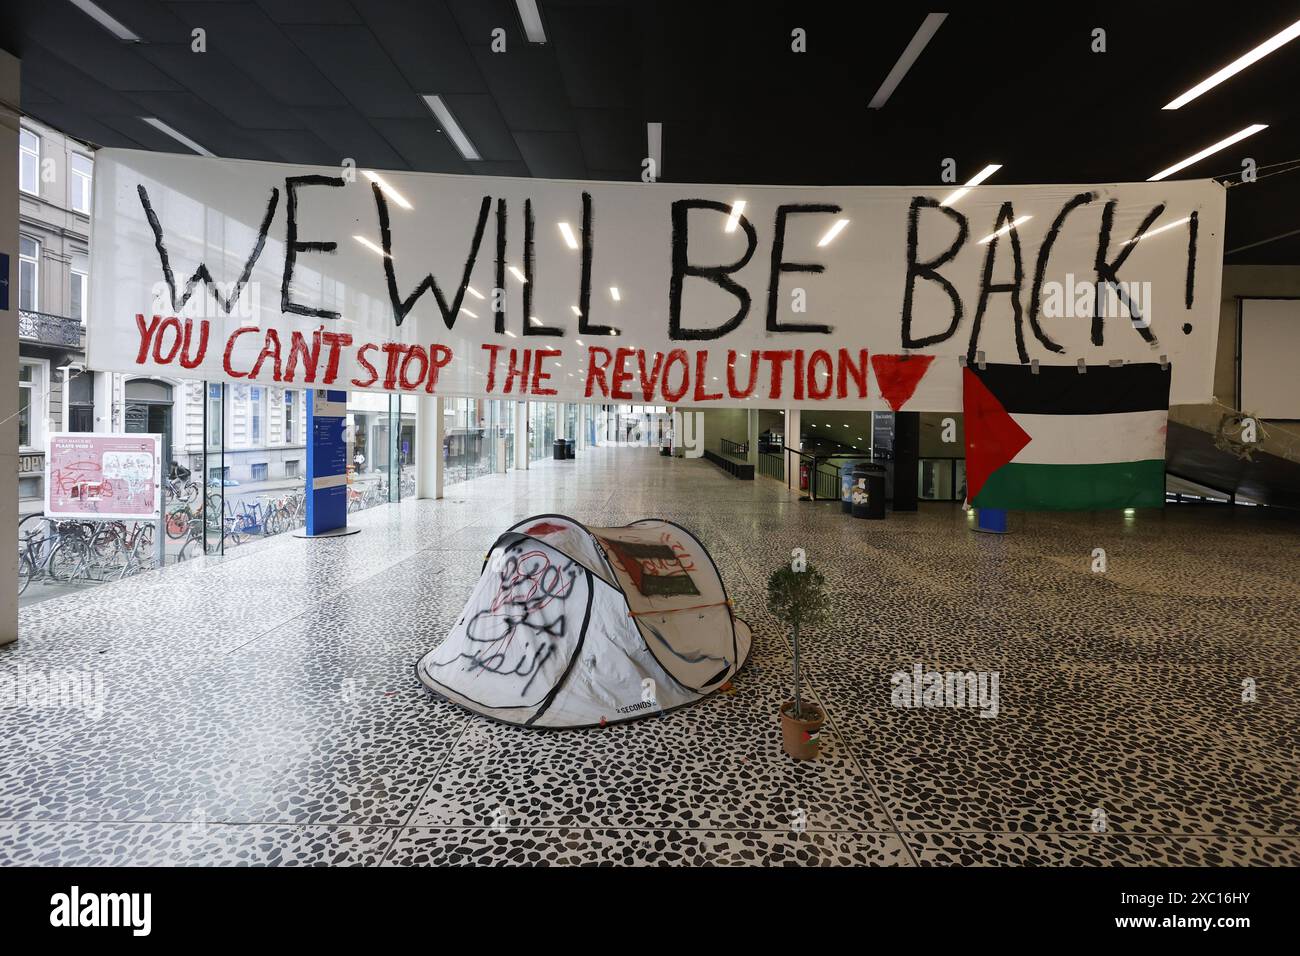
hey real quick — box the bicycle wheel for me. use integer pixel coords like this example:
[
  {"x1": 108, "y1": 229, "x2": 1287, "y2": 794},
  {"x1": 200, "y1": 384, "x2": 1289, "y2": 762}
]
[
  {"x1": 166, "y1": 507, "x2": 192, "y2": 539},
  {"x1": 89, "y1": 528, "x2": 125, "y2": 570},
  {"x1": 18, "y1": 512, "x2": 45, "y2": 540},
  {"x1": 185, "y1": 481, "x2": 201, "y2": 504},
  {"x1": 177, "y1": 538, "x2": 205, "y2": 562},
  {"x1": 47, "y1": 541, "x2": 85, "y2": 582},
  {"x1": 18, "y1": 551, "x2": 34, "y2": 595}
]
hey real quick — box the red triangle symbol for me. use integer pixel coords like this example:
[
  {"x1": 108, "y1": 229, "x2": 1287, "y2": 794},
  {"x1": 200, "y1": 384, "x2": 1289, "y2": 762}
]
[
  {"x1": 962, "y1": 368, "x2": 1032, "y2": 502},
  {"x1": 871, "y1": 353, "x2": 935, "y2": 411}
]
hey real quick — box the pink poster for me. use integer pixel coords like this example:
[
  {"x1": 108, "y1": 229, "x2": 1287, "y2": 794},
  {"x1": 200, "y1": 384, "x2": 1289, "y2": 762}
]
[{"x1": 44, "y1": 433, "x2": 162, "y2": 521}]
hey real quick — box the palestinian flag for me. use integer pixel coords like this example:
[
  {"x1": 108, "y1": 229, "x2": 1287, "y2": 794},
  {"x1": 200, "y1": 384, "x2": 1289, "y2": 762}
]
[{"x1": 963, "y1": 363, "x2": 1170, "y2": 511}]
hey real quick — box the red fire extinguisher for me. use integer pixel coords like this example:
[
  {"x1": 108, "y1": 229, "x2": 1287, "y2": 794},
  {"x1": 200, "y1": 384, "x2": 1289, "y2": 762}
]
[{"x1": 799, "y1": 462, "x2": 809, "y2": 490}]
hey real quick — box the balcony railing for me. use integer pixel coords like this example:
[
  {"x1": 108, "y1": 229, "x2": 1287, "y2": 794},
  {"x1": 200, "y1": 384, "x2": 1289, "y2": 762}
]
[{"x1": 18, "y1": 309, "x2": 83, "y2": 347}]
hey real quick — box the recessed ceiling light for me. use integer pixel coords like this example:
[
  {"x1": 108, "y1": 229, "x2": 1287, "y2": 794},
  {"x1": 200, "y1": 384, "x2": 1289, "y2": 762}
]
[
  {"x1": 363, "y1": 171, "x2": 411, "y2": 210},
  {"x1": 940, "y1": 163, "x2": 1003, "y2": 207},
  {"x1": 421, "y1": 94, "x2": 480, "y2": 161},
  {"x1": 1148, "y1": 125, "x2": 1268, "y2": 181},
  {"x1": 868, "y1": 13, "x2": 948, "y2": 109},
  {"x1": 817, "y1": 219, "x2": 850, "y2": 246},
  {"x1": 514, "y1": 0, "x2": 547, "y2": 44},
  {"x1": 141, "y1": 117, "x2": 213, "y2": 157},
  {"x1": 70, "y1": 0, "x2": 141, "y2": 42},
  {"x1": 1121, "y1": 216, "x2": 1192, "y2": 246},
  {"x1": 558, "y1": 222, "x2": 579, "y2": 250},
  {"x1": 610, "y1": 286, "x2": 621, "y2": 301},
  {"x1": 509, "y1": 265, "x2": 527, "y2": 283},
  {"x1": 725, "y1": 200, "x2": 746, "y2": 233},
  {"x1": 977, "y1": 215, "x2": 1033, "y2": 245},
  {"x1": 1164, "y1": 19, "x2": 1300, "y2": 109},
  {"x1": 353, "y1": 235, "x2": 389, "y2": 257}
]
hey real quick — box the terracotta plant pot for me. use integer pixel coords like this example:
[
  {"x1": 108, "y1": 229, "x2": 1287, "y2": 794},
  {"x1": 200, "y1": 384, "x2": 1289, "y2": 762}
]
[{"x1": 780, "y1": 699, "x2": 825, "y2": 760}]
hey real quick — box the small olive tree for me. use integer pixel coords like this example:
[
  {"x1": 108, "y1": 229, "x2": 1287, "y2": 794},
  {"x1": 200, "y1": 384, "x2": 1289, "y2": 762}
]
[{"x1": 766, "y1": 560, "x2": 831, "y2": 719}]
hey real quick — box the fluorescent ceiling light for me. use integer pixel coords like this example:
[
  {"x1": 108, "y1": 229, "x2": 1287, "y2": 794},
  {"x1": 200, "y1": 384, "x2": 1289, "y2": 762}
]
[
  {"x1": 530, "y1": 316, "x2": 542, "y2": 326},
  {"x1": 505, "y1": 330, "x2": 517, "y2": 338},
  {"x1": 353, "y1": 235, "x2": 389, "y2": 257},
  {"x1": 725, "y1": 200, "x2": 746, "y2": 233},
  {"x1": 817, "y1": 219, "x2": 850, "y2": 246},
  {"x1": 576, "y1": 340, "x2": 584, "y2": 346},
  {"x1": 571, "y1": 305, "x2": 581, "y2": 316},
  {"x1": 1164, "y1": 19, "x2": 1300, "y2": 109},
  {"x1": 977, "y1": 215, "x2": 1032, "y2": 245},
  {"x1": 1147, "y1": 124, "x2": 1268, "y2": 181},
  {"x1": 141, "y1": 117, "x2": 213, "y2": 157},
  {"x1": 70, "y1": 0, "x2": 141, "y2": 42},
  {"x1": 1121, "y1": 216, "x2": 1192, "y2": 246},
  {"x1": 940, "y1": 163, "x2": 1002, "y2": 206},
  {"x1": 466, "y1": 285, "x2": 485, "y2": 300},
  {"x1": 558, "y1": 222, "x2": 579, "y2": 249},
  {"x1": 647, "y1": 122, "x2": 663, "y2": 181},
  {"x1": 610, "y1": 286, "x2": 621, "y2": 301},
  {"x1": 422, "y1": 94, "x2": 480, "y2": 161},
  {"x1": 509, "y1": 265, "x2": 527, "y2": 283},
  {"x1": 460, "y1": 307, "x2": 478, "y2": 319},
  {"x1": 515, "y1": 0, "x2": 547, "y2": 44},
  {"x1": 868, "y1": 13, "x2": 948, "y2": 109},
  {"x1": 363, "y1": 171, "x2": 411, "y2": 210}
]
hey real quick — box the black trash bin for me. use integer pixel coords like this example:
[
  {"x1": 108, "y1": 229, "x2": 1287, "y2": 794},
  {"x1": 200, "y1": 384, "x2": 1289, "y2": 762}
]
[
  {"x1": 553, "y1": 438, "x2": 568, "y2": 460},
  {"x1": 850, "y1": 464, "x2": 887, "y2": 519}
]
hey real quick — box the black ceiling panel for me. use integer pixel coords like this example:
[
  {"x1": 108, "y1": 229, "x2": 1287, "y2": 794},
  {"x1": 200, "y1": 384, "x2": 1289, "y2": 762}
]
[{"x1": 1, "y1": 0, "x2": 1297, "y2": 263}]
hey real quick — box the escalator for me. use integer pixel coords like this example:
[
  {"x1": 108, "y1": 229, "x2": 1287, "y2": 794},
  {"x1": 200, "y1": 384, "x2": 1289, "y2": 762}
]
[{"x1": 1165, "y1": 412, "x2": 1300, "y2": 510}]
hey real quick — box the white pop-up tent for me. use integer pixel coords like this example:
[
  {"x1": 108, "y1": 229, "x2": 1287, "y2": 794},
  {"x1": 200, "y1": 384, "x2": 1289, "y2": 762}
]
[{"x1": 417, "y1": 515, "x2": 752, "y2": 729}]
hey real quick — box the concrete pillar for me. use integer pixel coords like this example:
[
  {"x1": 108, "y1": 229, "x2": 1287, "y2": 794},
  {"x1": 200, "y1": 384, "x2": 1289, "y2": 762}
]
[
  {"x1": 1, "y1": 50, "x2": 18, "y2": 642},
  {"x1": 513, "y1": 401, "x2": 529, "y2": 470},
  {"x1": 784, "y1": 408, "x2": 801, "y2": 487},
  {"x1": 416, "y1": 394, "x2": 444, "y2": 500},
  {"x1": 746, "y1": 408, "x2": 759, "y2": 467}
]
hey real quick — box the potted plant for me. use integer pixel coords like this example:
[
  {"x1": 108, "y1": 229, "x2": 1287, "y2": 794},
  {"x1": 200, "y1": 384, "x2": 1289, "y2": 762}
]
[{"x1": 766, "y1": 561, "x2": 831, "y2": 760}]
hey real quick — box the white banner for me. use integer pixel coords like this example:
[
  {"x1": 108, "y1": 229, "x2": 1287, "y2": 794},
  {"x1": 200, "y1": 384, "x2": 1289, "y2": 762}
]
[{"x1": 89, "y1": 149, "x2": 1225, "y2": 410}]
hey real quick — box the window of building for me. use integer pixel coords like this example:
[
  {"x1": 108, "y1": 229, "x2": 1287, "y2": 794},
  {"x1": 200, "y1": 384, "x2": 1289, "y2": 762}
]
[
  {"x1": 250, "y1": 386, "x2": 263, "y2": 445},
  {"x1": 18, "y1": 361, "x2": 45, "y2": 449},
  {"x1": 68, "y1": 369, "x2": 94, "y2": 432},
  {"x1": 70, "y1": 153, "x2": 92, "y2": 213},
  {"x1": 285, "y1": 459, "x2": 300, "y2": 478},
  {"x1": 207, "y1": 383, "x2": 222, "y2": 448},
  {"x1": 19, "y1": 129, "x2": 39, "y2": 195},
  {"x1": 71, "y1": 269, "x2": 87, "y2": 322},
  {"x1": 18, "y1": 236, "x2": 39, "y2": 311},
  {"x1": 251, "y1": 462, "x2": 268, "y2": 482},
  {"x1": 284, "y1": 390, "x2": 296, "y2": 444}
]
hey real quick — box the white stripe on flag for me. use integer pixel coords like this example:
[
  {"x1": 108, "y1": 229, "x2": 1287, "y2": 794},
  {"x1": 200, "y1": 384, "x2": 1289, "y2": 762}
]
[{"x1": 1011, "y1": 410, "x2": 1167, "y2": 466}]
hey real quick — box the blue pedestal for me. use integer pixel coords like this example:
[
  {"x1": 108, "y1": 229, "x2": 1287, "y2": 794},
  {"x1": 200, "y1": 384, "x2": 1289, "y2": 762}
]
[
  {"x1": 304, "y1": 388, "x2": 351, "y2": 537},
  {"x1": 974, "y1": 507, "x2": 1008, "y2": 534}
]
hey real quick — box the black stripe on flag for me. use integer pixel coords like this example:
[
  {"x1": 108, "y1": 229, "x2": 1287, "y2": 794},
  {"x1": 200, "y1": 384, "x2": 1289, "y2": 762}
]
[{"x1": 972, "y1": 362, "x2": 1171, "y2": 415}]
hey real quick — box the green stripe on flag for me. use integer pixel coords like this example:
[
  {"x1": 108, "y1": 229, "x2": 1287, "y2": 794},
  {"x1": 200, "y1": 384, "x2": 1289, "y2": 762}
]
[{"x1": 973, "y1": 459, "x2": 1166, "y2": 511}]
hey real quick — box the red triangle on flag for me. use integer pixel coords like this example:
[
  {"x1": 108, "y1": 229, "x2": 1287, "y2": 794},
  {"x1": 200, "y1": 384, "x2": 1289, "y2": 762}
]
[
  {"x1": 962, "y1": 368, "x2": 1032, "y2": 502},
  {"x1": 871, "y1": 353, "x2": 935, "y2": 411}
]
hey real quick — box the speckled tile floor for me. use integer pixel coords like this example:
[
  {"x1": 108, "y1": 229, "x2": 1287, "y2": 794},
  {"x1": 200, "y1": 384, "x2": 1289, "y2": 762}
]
[{"x1": 2, "y1": 446, "x2": 1298, "y2": 866}]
